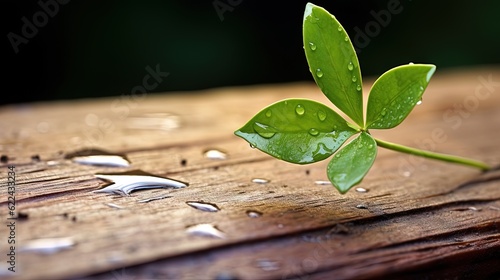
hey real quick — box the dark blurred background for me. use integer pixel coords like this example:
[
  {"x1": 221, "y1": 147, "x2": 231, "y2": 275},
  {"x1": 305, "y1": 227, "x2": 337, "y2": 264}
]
[{"x1": 3, "y1": 0, "x2": 500, "y2": 106}]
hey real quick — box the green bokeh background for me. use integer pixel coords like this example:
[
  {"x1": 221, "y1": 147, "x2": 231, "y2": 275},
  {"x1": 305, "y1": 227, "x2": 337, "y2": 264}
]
[{"x1": 4, "y1": 0, "x2": 500, "y2": 105}]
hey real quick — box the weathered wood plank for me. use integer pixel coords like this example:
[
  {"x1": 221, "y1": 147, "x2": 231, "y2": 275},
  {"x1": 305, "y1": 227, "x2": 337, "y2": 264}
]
[{"x1": 0, "y1": 67, "x2": 499, "y2": 279}]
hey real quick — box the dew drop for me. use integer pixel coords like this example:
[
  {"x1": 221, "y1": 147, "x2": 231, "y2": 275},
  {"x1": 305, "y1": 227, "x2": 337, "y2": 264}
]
[
  {"x1": 347, "y1": 62, "x2": 354, "y2": 71},
  {"x1": 204, "y1": 149, "x2": 227, "y2": 160},
  {"x1": 380, "y1": 108, "x2": 387, "y2": 116},
  {"x1": 318, "y1": 110, "x2": 327, "y2": 121},
  {"x1": 416, "y1": 100, "x2": 423, "y2": 105},
  {"x1": 186, "y1": 201, "x2": 220, "y2": 212},
  {"x1": 246, "y1": 210, "x2": 263, "y2": 218},
  {"x1": 337, "y1": 26, "x2": 342, "y2": 32},
  {"x1": 352, "y1": 76, "x2": 357, "y2": 82},
  {"x1": 252, "y1": 178, "x2": 269, "y2": 184},
  {"x1": 186, "y1": 224, "x2": 226, "y2": 239},
  {"x1": 265, "y1": 110, "x2": 272, "y2": 117},
  {"x1": 409, "y1": 62, "x2": 414, "y2": 65},
  {"x1": 315, "y1": 68, "x2": 323, "y2": 78},
  {"x1": 344, "y1": 36, "x2": 348, "y2": 42},
  {"x1": 308, "y1": 42, "x2": 316, "y2": 51},
  {"x1": 308, "y1": 128, "x2": 319, "y2": 136},
  {"x1": 356, "y1": 84, "x2": 362, "y2": 91},
  {"x1": 356, "y1": 204, "x2": 368, "y2": 209},
  {"x1": 295, "y1": 104, "x2": 305, "y2": 116},
  {"x1": 355, "y1": 187, "x2": 368, "y2": 193},
  {"x1": 250, "y1": 143, "x2": 256, "y2": 149}
]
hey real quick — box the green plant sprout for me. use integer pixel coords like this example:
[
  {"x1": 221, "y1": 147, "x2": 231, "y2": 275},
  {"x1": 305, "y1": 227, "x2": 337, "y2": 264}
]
[{"x1": 234, "y1": 3, "x2": 490, "y2": 194}]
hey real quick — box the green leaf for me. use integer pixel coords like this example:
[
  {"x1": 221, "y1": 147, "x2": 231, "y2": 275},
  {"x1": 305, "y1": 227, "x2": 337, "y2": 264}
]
[
  {"x1": 303, "y1": 3, "x2": 364, "y2": 127},
  {"x1": 234, "y1": 99, "x2": 357, "y2": 164},
  {"x1": 327, "y1": 132, "x2": 376, "y2": 193},
  {"x1": 366, "y1": 64, "x2": 436, "y2": 129}
]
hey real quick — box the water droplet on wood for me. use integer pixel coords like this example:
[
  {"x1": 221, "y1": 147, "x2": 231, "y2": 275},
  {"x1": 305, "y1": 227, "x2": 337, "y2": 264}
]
[
  {"x1": 186, "y1": 224, "x2": 226, "y2": 239},
  {"x1": 204, "y1": 149, "x2": 227, "y2": 160},
  {"x1": 186, "y1": 201, "x2": 220, "y2": 212},
  {"x1": 94, "y1": 170, "x2": 188, "y2": 196}
]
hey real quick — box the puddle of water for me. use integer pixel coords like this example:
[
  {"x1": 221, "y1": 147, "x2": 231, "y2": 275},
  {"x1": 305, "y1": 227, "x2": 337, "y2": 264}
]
[
  {"x1": 94, "y1": 170, "x2": 188, "y2": 196},
  {"x1": 185, "y1": 224, "x2": 226, "y2": 239},
  {"x1": 186, "y1": 201, "x2": 220, "y2": 212},
  {"x1": 20, "y1": 237, "x2": 75, "y2": 254}
]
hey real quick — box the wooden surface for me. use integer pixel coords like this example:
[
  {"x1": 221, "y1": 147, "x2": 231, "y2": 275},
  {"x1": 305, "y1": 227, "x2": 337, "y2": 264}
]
[{"x1": 1, "y1": 67, "x2": 500, "y2": 280}]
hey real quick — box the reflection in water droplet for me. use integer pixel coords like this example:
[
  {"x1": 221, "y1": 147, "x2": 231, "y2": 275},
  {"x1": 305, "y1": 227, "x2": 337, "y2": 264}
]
[
  {"x1": 246, "y1": 210, "x2": 263, "y2": 218},
  {"x1": 315, "y1": 69, "x2": 323, "y2": 78},
  {"x1": 314, "y1": 180, "x2": 331, "y2": 185},
  {"x1": 186, "y1": 201, "x2": 220, "y2": 212},
  {"x1": 204, "y1": 149, "x2": 227, "y2": 160},
  {"x1": 318, "y1": 111, "x2": 326, "y2": 121},
  {"x1": 348, "y1": 62, "x2": 354, "y2": 71},
  {"x1": 295, "y1": 104, "x2": 305, "y2": 116},
  {"x1": 256, "y1": 259, "x2": 281, "y2": 271},
  {"x1": 308, "y1": 128, "x2": 319, "y2": 136},
  {"x1": 355, "y1": 187, "x2": 368, "y2": 193},
  {"x1": 265, "y1": 110, "x2": 272, "y2": 117},
  {"x1": 186, "y1": 224, "x2": 226, "y2": 239},
  {"x1": 252, "y1": 178, "x2": 269, "y2": 184},
  {"x1": 308, "y1": 42, "x2": 316, "y2": 51}
]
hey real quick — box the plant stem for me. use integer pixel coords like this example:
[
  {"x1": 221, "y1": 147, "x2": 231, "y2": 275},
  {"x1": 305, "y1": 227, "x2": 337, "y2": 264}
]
[{"x1": 374, "y1": 138, "x2": 490, "y2": 171}]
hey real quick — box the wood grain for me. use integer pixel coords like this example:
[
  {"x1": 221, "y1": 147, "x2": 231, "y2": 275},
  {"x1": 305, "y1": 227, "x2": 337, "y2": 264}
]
[{"x1": 0, "y1": 67, "x2": 499, "y2": 279}]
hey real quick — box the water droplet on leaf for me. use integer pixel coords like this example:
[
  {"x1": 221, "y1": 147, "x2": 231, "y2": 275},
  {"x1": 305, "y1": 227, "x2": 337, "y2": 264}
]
[
  {"x1": 315, "y1": 69, "x2": 324, "y2": 78},
  {"x1": 265, "y1": 110, "x2": 272, "y2": 117},
  {"x1": 356, "y1": 84, "x2": 362, "y2": 91},
  {"x1": 416, "y1": 100, "x2": 422, "y2": 105},
  {"x1": 337, "y1": 26, "x2": 342, "y2": 31},
  {"x1": 318, "y1": 110, "x2": 326, "y2": 121},
  {"x1": 308, "y1": 42, "x2": 316, "y2": 51},
  {"x1": 295, "y1": 104, "x2": 305, "y2": 116},
  {"x1": 253, "y1": 122, "x2": 276, "y2": 139},
  {"x1": 308, "y1": 128, "x2": 319, "y2": 136},
  {"x1": 352, "y1": 76, "x2": 357, "y2": 82},
  {"x1": 348, "y1": 62, "x2": 354, "y2": 71}
]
